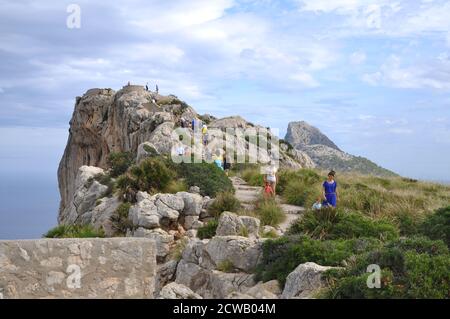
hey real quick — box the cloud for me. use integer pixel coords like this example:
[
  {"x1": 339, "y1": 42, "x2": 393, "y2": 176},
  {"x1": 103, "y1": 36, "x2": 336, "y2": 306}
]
[
  {"x1": 363, "y1": 55, "x2": 450, "y2": 90},
  {"x1": 350, "y1": 51, "x2": 367, "y2": 65}
]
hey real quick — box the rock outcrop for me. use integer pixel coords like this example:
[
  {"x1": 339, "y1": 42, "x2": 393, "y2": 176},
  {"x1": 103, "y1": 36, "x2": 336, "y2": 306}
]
[
  {"x1": 281, "y1": 262, "x2": 337, "y2": 299},
  {"x1": 285, "y1": 121, "x2": 396, "y2": 176},
  {"x1": 58, "y1": 87, "x2": 317, "y2": 223},
  {"x1": 58, "y1": 87, "x2": 198, "y2": 220},
  {"x1": 0, "y1": 238, "x2": 157, "y2": 299}
]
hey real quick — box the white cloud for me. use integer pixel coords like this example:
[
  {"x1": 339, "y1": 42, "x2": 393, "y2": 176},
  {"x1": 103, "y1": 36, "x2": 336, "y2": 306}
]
[
  {"x1": 363, "y1": 55, "x2": 450, "y2": 90},
  {"x1": 350, "y1": 51, "x2": 367, "y2": 64}
]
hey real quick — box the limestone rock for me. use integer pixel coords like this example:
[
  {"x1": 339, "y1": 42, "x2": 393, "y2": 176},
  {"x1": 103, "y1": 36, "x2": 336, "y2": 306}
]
[
  {"x1": 155, "y1": 260, "x2": 179, "y2": 293},
  {"x1": 176, "y1": 192, "x2": 203, "y2": 216},
  {"x1": 245, "y1": 280, "x2": 281, "y2": 299},
  {"x1": 281, "y1": 262, "x2": 336, "y2": 299},
  {"x1": 159, "y1": 282, "x2": 202, "y2": 299},
  {"x1": 136, "y1": 142, "x2": 159, "y2": 163},
  {"x1": 129, "y1": 192, "x2": 160, "y2": 229},
  {"x1": 205, "y1": 236, "x2": 262, "y2": 273},
  {"x1": 175, "y1": 260, "x2": 209, "y2": 293},
  {"x1": 216, "y1": 212, "x2": 260, "y2": 238},
  {"x1": 208, "y1": 270, "x2": 255, "y2": 299},
  {"x1": 59, "y1": 166, "x2": 108, "y2": 224},
  {"x1": 131, "y1": 227, "x2": 174, "y2": 262},
  {"x1": 0, "y1": 238, "x2": 156, "y2": 298}
]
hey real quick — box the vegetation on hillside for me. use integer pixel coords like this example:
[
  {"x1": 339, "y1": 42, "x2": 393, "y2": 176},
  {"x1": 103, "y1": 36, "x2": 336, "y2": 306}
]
[
  {"x1": 44, "y1": 225, "x2": 105, "y2": 238},
  {"x1": 234, "y1": 165, "x2": 450, "y2": 299}
]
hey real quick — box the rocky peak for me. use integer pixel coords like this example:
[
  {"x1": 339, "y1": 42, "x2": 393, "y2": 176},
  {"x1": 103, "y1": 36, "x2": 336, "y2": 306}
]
[{"x1": 285, "y1": 121, "x2": 341, "y2": 151}]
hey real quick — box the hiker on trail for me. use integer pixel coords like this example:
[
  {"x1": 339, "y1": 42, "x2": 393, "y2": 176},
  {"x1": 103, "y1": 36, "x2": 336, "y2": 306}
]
[
  {"x1": 191, "y1": 118, "x2": 196, "y2": 131},
  {"x1": 263, "y1": 162, "x2": 278, "y2": 195},
  {"x1": 213, "y1": 150, "x2": 224, "y2": 170},
  {"x1": 127, "y1": 81, "x2": 131, "y2": 86},
  {"x1": 322, "y1": 170, "x2": 338, "y2": 207},
  {"x1": 201, "y1": 124, "x2": 208, "y2": 146},
  {"x1": 145, "y1": 83, "x2": 149, "y2": 91},
  {"x1": 155, "y1": 84, "x2": 159, "y2": 94},
  {"x1": 223, "y1": 152, "x2": 231, "y2": 176}
]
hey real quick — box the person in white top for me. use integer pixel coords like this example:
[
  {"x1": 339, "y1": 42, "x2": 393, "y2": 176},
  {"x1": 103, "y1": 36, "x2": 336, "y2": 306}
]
[{"x1": 264, "y1": 163, "x2": 278, "y2": 195}]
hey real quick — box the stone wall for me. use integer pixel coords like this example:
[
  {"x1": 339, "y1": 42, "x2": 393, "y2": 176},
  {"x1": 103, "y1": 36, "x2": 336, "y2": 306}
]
[{"x1": 0, "y1": 238, "x2": 156, "y2": 299}]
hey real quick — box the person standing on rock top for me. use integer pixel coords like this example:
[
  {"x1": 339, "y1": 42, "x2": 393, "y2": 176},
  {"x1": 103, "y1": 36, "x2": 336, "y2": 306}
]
[
  {"x1": 155, "y1": 84, "x2": 159, "y2": 94},
  {"x1": 322, "y1": 170, "x2": 339, "y2": 207}
]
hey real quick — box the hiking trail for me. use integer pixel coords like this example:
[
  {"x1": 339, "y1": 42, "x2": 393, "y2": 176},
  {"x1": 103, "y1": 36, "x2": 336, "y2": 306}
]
[{"x1": 230, "y1": 176, "x2": 305, "y2": 233}]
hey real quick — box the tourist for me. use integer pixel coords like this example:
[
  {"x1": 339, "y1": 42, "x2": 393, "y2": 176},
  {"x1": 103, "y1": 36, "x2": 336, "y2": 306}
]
[
  {"x1": 213, "y1": 150, "x2": 223, "y2": 170},
  {"x1": 155, "y1": 84, "x2": 159, "y2": 94},
  {"x1": 222, "y1": 152, "x2": 231, "y2": 176},
  {"x1": 322, "y1": 170, "x2": 338, "y2": 207},
  {"x1": 263, "y1": 162, "x2": 278, "y2": 195}
]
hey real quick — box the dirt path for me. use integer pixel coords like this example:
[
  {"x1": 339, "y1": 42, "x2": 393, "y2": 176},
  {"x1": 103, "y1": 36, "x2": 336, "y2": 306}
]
[{"x1": 230, "y1": 176, "x2": 305, "y2": 233}]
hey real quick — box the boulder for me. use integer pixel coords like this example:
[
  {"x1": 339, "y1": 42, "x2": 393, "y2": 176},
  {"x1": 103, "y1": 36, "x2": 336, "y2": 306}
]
[
  {"x1": 147, "y1": 122, "x2": 175, "y2": 155},
  {"x1": 216, "y1": 212, "x2": 244, "y2": 237},
  {"x1": 159, "y1": 282, "x2": 202, "y2": 299},
  {"x1": 155, "y1": 259, "x2": 179, "y2": 293},
  {"x1": 176, "y1": 192, "x2": 203, "y2": 216},
  {"x1": 175, "y1": 260, "x2": 209, "y2": 293},
  {"x1": 208, "y1": 270, "x2": 255, "y2": 299},
  {"x1": 89, "y1": 196, "x2": 121, "y2": 236},
  {"x1": 129, "y1": 192, "x2": 160, "y2": 229},
  {"x1": 131, "y1": 227, "x2": 174, "y2": 262},
  {"x1": 204, "y1": 236, "x2": 262, "y2": 273},
  {"x1": 226, "y1": 292, "x2": 255, "y2": 299},
  {"x1": 216, "y1": 212, "x2": 260, "y2": 238},
  {"x1": 188, "y1": 186, "x2": 201, "y2": 194},
  {"x1": 59, "y1": 166, "x2": 108, "y2": 224},
  {"x1": 281, "y1": 262, "x2": 336, "y2": 299},
  {"x1": 245, "y1": 280, "x2": 281, "y2": 299}
]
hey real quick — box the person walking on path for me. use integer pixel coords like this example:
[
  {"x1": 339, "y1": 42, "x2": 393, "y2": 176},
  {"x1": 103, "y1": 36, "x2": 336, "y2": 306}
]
[
  {"x1": 322, "y1": 170, "x2": 339, "y2": 207},
  {"x1": 145, "y1": 83, "x2": 149, "y2": 91},
  {"x1": 263, "y1": 162, "x2": 278, "y2": 195},
  {"x1": 155, "y1": 84, "x2": 159, "y2": 94}
]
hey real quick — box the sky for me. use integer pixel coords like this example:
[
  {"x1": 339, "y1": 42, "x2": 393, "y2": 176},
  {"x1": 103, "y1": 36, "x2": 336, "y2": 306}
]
[{"x1": 1, "y1": 0, "x2": 450, "y2": 238}]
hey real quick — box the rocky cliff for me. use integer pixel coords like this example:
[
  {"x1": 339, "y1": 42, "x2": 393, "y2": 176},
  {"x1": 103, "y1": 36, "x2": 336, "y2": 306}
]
[
  {"x1": 285, "y1": 121, "x2": 397, "y2": 176},
  {"x1": 58, "y1": 86, "x2": 314, "y2": 222}
]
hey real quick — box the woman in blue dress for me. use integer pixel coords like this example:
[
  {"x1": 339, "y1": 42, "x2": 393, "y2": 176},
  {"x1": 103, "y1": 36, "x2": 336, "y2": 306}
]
[{"x1": 322, "y1": 170, "x2": 339, "y2": 207}]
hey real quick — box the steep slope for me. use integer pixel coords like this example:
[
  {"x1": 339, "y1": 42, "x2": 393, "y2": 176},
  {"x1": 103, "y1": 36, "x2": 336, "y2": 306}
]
[
  {"x1": 285, "y1": 121, "x2": 397, "y2": 177},
  {"x1": 58, "y1": 86, "x2": 314, "y2": 222}
]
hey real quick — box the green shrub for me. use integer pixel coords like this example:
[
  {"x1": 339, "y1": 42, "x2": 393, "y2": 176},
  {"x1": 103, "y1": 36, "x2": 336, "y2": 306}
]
[
  {"x1": 110, "y1": 202, "x2": 132, "y2": 235},
  {"x1": 324, "y1": 237, "x2": 450, "y2": 299},
  {"x1": 208, "y1": 192, "x2": 241, "y2": 217},
  {"x1": 261, "y1": 229, "x2": 279, "y2": 239},
  {"x1": 43, "y1": 225, "x2": 105, "y2": 238},
  {"x1": 283, "y1": 179, "x2": 318, "y2": 206},
  {"x1": 197, "y1": 220, "x2": 219, "y2": 239},
  {"x1": 217, "y1": 259, "x2": 235, "y2": 273},
  {"x1": 277, "y1": 169, "x2": 321, "y2": 195},
  {"x1": 256, "y1": 198, "x2": 285, "y2": 226},
  {"x1": 255, "y1": 235, "x2": 381, "y2": 286},
  {"x1": 420, "y1": 206, "x2": 450, "y2": 247},
  {"x1": 108, "y1": 152, "x2": 134, "y2": 177},
  {"x1": 289, "y1": 209, "x2": 399, "y2": 241},
  {"x1": 241, "y1": 167, "x2": 264, "y2": 186},
  {"x1": 178, "y1": 162, "x2": 233, "y2": 197},
  {"x1": 163, "y1": 179, "x2": 188, "y2": 194},
  {"x1": 116, "y1": 157, "x2": 175, "y2": 201}
]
